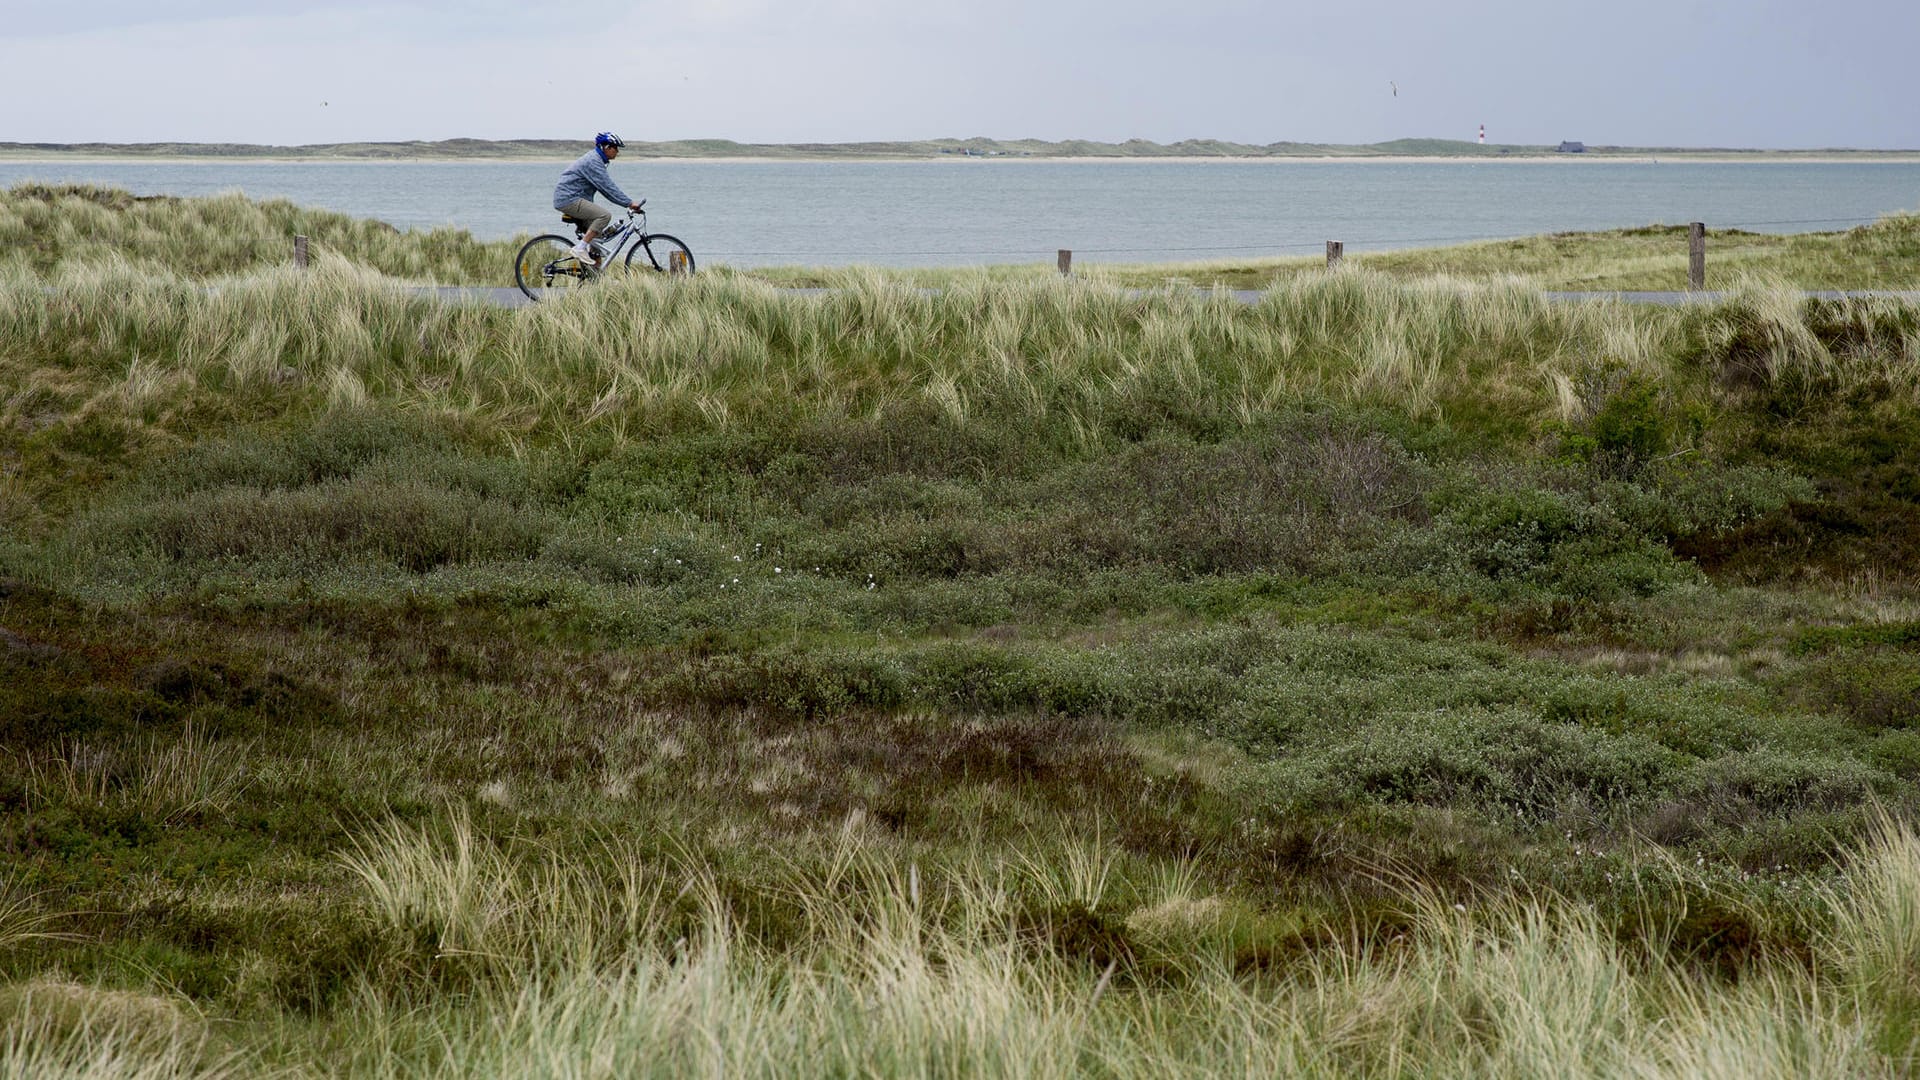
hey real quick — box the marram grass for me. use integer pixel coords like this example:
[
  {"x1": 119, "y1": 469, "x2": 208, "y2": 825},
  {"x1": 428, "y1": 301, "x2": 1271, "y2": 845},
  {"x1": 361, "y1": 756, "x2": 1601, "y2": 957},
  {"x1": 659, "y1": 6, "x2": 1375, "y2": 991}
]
[
  {"x1": 9, "y1": 813, "x2": 1910, "y2": 1077},
  {"x1": 7, "y1": 256, "x2": 1909, "y2": 460},
  {"x1": 0, "y1": 183, "x2": 516, "y2": 284}
]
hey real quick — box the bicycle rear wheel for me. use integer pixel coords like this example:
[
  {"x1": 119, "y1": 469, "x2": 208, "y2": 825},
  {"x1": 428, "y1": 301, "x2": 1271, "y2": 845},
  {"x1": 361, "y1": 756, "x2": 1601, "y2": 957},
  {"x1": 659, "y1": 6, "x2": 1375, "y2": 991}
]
[
  {"x1": 515, "y1": 234, "x2": 598, "y2": 301},
  {"x1": 625, "y1": 234, "x2": 696, "y2": 275}
]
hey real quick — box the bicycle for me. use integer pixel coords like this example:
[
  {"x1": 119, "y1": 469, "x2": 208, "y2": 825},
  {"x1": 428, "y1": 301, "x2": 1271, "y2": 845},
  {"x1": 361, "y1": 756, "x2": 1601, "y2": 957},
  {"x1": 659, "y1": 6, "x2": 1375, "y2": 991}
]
[{"x1": 513, "y1": 200, "x2": 695, "y2": 301}]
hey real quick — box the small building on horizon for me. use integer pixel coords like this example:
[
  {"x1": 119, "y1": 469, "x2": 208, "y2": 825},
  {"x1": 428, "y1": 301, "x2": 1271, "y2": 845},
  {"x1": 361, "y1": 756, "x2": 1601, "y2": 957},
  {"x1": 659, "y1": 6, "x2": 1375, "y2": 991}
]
[{"x1": 1557, "y1": 141, "x2": 1588, "y2": 153}]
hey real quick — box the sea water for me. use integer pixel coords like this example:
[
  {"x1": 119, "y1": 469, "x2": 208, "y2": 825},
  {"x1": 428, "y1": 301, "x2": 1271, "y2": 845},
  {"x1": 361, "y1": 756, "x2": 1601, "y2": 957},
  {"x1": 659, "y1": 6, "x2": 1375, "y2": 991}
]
[{"x1": 3, "y1": 158, "x2": 1916, "y2": 268}]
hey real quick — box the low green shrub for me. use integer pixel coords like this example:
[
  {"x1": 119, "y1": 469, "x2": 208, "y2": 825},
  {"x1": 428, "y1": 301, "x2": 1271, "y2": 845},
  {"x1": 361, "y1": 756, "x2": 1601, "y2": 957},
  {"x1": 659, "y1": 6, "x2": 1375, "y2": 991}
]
[
  {"x1": 1267, "y1": 706, "x2": 1680, "y2": 817},
  {"x1": 1679, "y1": 746, "x2": 1889, "y2": 817},
  {"x1": 1551, "y1": 359, "x2": 1704, "y2": 475},
  {"x1": 1783, "y1": 651, "x2": 1920, "y2": 729},
  {"x1": 78, "y1": 479, "x2": 549, "y2": 572},
  {"x1": 142, "y1": 409, "x2": 462, "y2": 493}
]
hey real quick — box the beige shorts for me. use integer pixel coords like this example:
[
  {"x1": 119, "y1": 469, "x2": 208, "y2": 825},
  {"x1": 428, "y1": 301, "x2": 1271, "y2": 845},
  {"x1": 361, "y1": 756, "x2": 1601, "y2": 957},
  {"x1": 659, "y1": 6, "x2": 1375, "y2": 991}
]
[{"x1": 557, "y1": 198, "x2": 612, "y2": 234}]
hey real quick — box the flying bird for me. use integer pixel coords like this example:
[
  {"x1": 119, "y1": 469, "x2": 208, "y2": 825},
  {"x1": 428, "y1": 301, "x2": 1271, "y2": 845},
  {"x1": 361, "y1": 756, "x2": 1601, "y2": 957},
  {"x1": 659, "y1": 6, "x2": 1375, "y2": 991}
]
[{"x1": 1390, "y1": 81, "x2": 1397, "y2": 97}]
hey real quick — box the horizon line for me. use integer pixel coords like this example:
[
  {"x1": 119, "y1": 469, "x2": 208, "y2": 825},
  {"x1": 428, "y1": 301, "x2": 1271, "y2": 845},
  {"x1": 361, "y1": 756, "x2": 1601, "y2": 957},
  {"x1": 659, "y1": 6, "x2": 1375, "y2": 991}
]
[{"x1": 4, "y1": 136, "x2": 1919, "y2": 155}]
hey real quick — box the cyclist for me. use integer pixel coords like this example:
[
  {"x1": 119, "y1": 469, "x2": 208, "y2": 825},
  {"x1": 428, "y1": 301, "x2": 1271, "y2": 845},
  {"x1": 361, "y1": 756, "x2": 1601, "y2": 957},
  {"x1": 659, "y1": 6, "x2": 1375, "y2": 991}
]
[{"x1": 553, "y1": 132, "x2": 641, "y2": 267}]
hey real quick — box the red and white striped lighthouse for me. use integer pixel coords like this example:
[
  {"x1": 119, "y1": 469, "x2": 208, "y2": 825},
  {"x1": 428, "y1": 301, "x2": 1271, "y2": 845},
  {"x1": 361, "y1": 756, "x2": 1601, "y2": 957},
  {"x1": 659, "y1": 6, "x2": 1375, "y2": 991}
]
[{"x1": 1479, "y1": 124, "x2": 1486, "y2": 145}]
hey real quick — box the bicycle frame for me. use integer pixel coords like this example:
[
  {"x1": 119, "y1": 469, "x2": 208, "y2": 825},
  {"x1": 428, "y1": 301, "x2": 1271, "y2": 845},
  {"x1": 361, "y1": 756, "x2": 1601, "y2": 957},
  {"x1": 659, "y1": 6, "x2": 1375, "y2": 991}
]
[
  {"x1": 568, "y1": 200, "x2": 652, "y2": 261},
  {"x1": 569, "y1": 211, "x2": 634, "y2": 257}
]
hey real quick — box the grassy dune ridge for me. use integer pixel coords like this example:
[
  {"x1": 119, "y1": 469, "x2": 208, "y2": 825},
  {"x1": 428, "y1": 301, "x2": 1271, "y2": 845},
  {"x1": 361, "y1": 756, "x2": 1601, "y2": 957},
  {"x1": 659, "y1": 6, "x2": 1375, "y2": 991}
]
[
  {"x1": 6, "y1": 182, "x2": 1920, "y2": 290},
  {"x1": 4, "y1": 188, "x2": 1920, "y2": 1074},
  {"x1": 0, "y1": 184, "x2": 509, "y2": 284}
]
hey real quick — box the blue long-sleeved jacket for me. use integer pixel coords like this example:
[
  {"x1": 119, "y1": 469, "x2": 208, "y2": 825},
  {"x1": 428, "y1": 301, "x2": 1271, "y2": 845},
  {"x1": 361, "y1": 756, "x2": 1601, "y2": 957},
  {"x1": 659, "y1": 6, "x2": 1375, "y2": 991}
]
[{"x1": 552, "y1": 149, "x2": 634, "y2": 210}]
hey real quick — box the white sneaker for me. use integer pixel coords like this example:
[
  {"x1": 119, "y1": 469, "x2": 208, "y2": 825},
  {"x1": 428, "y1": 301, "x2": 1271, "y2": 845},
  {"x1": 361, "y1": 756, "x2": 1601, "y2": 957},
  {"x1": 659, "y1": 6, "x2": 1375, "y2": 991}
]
[{"x1": 570, "y1": 240, "x2": 597, "y2": 266}]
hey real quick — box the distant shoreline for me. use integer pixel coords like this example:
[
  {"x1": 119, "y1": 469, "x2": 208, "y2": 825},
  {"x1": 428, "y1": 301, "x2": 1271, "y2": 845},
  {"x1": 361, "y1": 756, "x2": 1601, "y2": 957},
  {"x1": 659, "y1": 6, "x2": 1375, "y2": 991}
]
[
  {"x1": 7, "y1": 154, "x2": 1920, "y2": 167},
  {"x1": 3, "y1": 137, "x2": 1917, "y2": 166}
]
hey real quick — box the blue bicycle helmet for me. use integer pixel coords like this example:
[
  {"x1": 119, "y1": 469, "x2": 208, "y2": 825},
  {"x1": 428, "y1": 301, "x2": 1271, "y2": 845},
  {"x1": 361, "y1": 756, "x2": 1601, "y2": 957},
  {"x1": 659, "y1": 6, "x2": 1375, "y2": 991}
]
[{"x1": 595, "y1": 132, "x2": 626, "y2": 150}]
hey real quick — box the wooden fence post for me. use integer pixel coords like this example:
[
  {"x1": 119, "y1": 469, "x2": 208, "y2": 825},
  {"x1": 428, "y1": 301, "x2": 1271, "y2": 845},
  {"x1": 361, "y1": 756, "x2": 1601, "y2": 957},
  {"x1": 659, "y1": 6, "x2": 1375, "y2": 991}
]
[
  {"x1": 1688, "y1": 223, "x2": 1705, "y2": 291},
  {"x1": 294, "y1": 235, "x2": 309, "y2": 271},
  {"x1": 1057, "y1": 249, "x2": 1072, "y2": 276},
  {"x1": 1326, "y1": 241, "x2": 1344, "y2": 270}
]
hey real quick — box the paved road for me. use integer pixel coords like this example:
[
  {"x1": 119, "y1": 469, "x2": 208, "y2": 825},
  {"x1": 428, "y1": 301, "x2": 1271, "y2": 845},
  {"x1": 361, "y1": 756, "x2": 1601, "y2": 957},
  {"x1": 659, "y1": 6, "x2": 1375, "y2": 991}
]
[{"x1": 433, "y1": 286, "x2": 1920, "y2": 310}]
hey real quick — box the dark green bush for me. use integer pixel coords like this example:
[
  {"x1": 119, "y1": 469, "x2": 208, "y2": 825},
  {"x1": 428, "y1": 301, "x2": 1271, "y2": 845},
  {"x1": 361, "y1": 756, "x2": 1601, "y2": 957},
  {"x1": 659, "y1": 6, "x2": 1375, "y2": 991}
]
[
  {"x1": 81, "y1": 478, "x2": 550, "y2": 572},
  {"x1": 1679, "y1": 747, "x2": 1888, "y2": 816},
  {"x1": 144, "y1": 409, "x2": 462, "y2": 494},
  {"x1": 1066, "y1": 431, "x2": 1428, "y2": 576},
  {"x1": 1783, "y1": 651, "x2": 1920, "y2": 729},
  {"x1": 1435, "y1": 483, "x2": 1587, "y2": 582},
  {"x1": 1427, "y1": 469, "x2": 1710, "y2": 601},
  {"x1": 1271, "y1": 707, "x2": 1679, "y2": 817},
  {"x1": 1542, "y1": 534, "x2": 1700, "y2": 599},
  {"x1": 910, "y1": 643, "x2": 1062, "y2": 715},
  {"x1": 537, "y1": 533, "x2": 649, "y2": 586},
  {"x1": 660, "y1": 647, "x2": 911, "y2": 719},
  {"x1": 1791, "y1": 620, "x2": 1920, "y2": 655},
  {"x1": 0, "y1": 683, "x2": 176, "y2": 747},
  {"x1": 1549, "y1": 359, "x2": 1704, "y2": 476},
  {"x1": 1865, "y1": 731, "x2": 1920, "y2": 778}
]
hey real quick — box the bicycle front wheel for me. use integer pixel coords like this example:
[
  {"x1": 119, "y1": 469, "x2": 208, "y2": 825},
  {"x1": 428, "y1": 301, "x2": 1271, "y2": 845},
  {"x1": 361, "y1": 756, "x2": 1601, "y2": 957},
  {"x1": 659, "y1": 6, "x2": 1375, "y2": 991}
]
[
  {"x1": 626, "y1": 234, "x2": 696, "y2": 275},
  {"x1": 515, "y1": 234, "x2": 597, "y2": 301}
]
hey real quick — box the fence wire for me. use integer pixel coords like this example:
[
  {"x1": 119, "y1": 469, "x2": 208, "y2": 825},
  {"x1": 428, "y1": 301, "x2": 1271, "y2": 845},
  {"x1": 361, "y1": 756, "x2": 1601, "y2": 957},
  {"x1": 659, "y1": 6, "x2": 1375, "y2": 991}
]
[
  {"x1": 246, "y1": 212, "x2": 1901, "y2": 267},
  {"x1": 690, "y1": 213, "x2": 1902, "y2": 263}
]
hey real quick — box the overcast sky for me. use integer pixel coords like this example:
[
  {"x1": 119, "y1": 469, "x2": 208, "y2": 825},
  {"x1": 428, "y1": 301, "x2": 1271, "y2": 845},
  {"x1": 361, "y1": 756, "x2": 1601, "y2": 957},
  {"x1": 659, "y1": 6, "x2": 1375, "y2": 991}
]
[{"x1": 4, "y1": 0, "x2": 1916, "y2": 149}]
